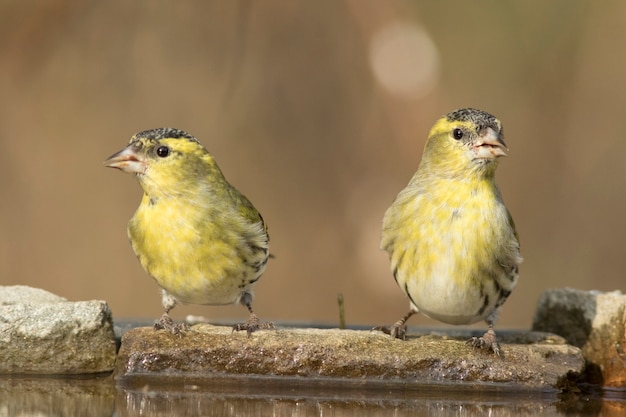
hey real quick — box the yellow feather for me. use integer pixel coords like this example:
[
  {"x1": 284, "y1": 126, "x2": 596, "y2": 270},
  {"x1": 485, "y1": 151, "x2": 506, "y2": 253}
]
[
  {"x1": 381, "y1": 109, "x2": 521, "y2": 332},
  {"x1": 105, "y1": 128, "x2": 270, "y2": 333}
]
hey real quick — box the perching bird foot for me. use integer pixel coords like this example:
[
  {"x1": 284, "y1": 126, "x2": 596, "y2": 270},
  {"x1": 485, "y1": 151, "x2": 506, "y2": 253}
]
[
  {"x1": 154, "y1": 313, "x2": 189, "y2": 336},
  {"x1": 467, "y1": 328, "x2": 501, "y2": 357},
  {"x1": 232, "y1": 313, "x2": 274, "y2": 337},
  {"x1": 373, "y1": 322, "x2": 407, "y2": 340},
  {"x1": 374, "y1": 310, "x2": 415, "y2": 340}
]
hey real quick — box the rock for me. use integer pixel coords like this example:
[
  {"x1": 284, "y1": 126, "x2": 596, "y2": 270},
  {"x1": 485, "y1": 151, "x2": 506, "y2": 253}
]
[
  {"x1": 0, "y1": 285, "x2": 117, "y2": 374},
  {"x1": 532, "y1": 288, "x2": 626, "y2": 387},
  {"x1": 0, "y1": 285, "x2": 67, "y2": 304},
  {"x1": 115, "y1": 325, "x2": 584, "y2": 392}
]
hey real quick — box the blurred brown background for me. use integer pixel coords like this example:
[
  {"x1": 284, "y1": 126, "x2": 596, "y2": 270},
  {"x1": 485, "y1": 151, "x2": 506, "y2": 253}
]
[{"x1": 1, "y1": 1, "x2": 625, "y2": 329}]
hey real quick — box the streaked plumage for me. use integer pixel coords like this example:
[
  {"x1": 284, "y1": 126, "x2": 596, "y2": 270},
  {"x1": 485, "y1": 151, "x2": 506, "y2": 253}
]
[
  {"x1": 105, "y1": 128, "x2": 271, "y2": 335},
  {"x1": 379, "y1": 108, "x2": 522, "y2": 355}
]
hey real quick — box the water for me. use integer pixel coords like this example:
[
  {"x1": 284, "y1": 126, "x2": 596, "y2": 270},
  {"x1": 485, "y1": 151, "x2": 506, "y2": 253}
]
[{"x1": 1, "y1": 374, "x2": 624, "y2": 417}]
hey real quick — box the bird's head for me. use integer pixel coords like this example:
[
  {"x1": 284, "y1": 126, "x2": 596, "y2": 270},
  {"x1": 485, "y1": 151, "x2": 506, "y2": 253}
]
[
  {"x1": 104, "y1": 128, "x2": 222, "y2": 196},
  {"x1": 421, "y1": 108, "x2": 507, "y2": 178}
]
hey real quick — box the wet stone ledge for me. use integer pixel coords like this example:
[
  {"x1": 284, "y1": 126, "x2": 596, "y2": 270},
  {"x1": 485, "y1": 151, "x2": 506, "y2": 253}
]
[{"x1": 115, "y1": 325, "x2": 584, "y2": 392}]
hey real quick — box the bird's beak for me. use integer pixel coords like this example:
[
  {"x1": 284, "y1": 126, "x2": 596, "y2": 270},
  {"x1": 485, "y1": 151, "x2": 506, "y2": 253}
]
[
  {"x1": 473, "y1": 127, "x2": 508, "y2": 159},
  {"x1": 103, "y1": 144, "x2": 147, "y2": 174}
]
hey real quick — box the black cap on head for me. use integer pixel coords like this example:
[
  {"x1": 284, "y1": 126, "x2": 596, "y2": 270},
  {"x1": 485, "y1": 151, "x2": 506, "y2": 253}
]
[
  {"x1": 131, "y1": 128, "x2": 198, "y2": 143},
  {"x1": 446, "y1": 108, "x2": 501, "y2": 132}
]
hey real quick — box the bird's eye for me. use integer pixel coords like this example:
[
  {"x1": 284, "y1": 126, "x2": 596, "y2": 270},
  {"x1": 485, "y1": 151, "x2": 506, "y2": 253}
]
[
  {"x1": 156, "y1": 146, "x2": 170, "y2": 158},
  {"x1": 452, "y1": 128, "x2": 464, "y2": 140}
]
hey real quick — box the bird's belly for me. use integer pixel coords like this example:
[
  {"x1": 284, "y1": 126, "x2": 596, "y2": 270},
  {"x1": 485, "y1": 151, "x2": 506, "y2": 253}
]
[
  {"x1": 395, "y1": 218, "x2": 507, "y2": 325},
  {"x1": 127, "y1": 190, "x2": 269, "y2": 308},
  {"x1": 131, "y1": 228, "x2": 265, "y2": 306},
  {"x1": 406, "y1": 272, "x2": 491, "y2": 325},
  {"x1": 154, "y1": 270, "x2": 252, "y2": 306}
]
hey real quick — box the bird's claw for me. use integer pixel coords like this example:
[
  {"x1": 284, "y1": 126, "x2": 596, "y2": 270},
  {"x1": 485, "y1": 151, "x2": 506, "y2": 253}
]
[
  {"x1": 467, "y1": 328, "x2": 501, "y2": 357},
  {"x1": 154, "y1": 313, "x2": 189, "y2": 336},
  {"x1": 232, "y1": 314, "x2": 274, "y2": 337},
  {"x1": 373, "y1": 322, "x2": 407, "y2": 340}
]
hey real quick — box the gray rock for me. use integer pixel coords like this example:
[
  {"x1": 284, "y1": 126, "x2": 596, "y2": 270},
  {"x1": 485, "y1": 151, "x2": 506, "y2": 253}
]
[
  {"x1": 0, "y1": 285, "x2": 67, "y2": 305},
  {"x1": 0, "y1": 285, "x2": 117, "y2": 374},
  {"x1": 115, "y1": 325, "x2": 584, "y2": 392},
  {"x1": 532, "y1": 288, "x2": 626, "y2": 387}
]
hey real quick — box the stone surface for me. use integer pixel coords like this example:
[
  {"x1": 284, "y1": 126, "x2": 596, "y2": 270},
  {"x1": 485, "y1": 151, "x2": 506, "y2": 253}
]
[
  {"x1": 0, "y1": 285, "x2": 67, "y2": 304},
  {"x1": 0, "y1": 285, "x2": 117, "y2": 374},
  {"x1": 115, "y1": 325, "x2": 584, "y2": 392},
  {"x1": 532, "y1": 288, "x2": 626, "y2": 387}
]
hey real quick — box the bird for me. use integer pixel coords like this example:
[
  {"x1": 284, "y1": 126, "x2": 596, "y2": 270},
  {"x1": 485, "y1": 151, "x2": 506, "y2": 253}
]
[
  {"x1": 104, "y1": 128, "x2": 272, "y2": 336},
  {"x1": 378, "y1": 108, "x2": 522, "y2": 356}
]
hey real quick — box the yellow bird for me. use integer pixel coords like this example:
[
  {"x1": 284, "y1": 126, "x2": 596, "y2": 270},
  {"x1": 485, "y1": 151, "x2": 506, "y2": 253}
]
[
  {"x1": 379, "y1": 108, "x2": 522, "y2": 355},
  {"x1": 105, "y1": 128, "x2": 272, "y2": 335}
]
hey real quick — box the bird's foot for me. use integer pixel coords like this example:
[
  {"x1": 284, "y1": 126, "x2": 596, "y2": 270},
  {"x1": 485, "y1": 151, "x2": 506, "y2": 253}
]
[
  {"x1": 373, "y1": 320, "x2": 407, "y2": 340},
  {"x1": 154, "y1": 313, "x2": 189, "y2": 336},
  {"x1": 373, "y1": 310, "x2": 415, "y2": 340},
  {"x1": 232, "y1": 313, "x2": 274, "y2": 337},
  {"x1": 467, "y1": 328, "x2": 501, "y2": 357}
]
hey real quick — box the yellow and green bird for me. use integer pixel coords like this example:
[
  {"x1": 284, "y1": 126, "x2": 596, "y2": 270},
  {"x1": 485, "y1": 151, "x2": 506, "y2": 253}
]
[
  {"x1": 105, "y1": 128, "x2": 272, "y2": 335},
  {"x1": 379, "y1": 108, "x2": 522, "y2": 355}
]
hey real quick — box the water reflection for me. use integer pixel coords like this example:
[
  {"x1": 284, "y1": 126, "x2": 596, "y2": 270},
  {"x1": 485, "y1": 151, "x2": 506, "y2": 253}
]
[
  {"x1": 0, "y1": 375, "x2": 114, "y2": 417},
  {"x1": 2, "y1": 375, "x2": 625, "y2": 416},
  {"x1": 115, "y1": 376, "x2": 609, "y2": 417}
]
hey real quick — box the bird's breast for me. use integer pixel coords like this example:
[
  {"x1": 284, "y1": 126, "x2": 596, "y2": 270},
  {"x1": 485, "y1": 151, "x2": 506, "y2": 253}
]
[
  {"x1": 384, "y1": 180, "x2": 517, "y2": 324},
  {"x1": 127, "y1": 197, "x2": 268, "y2": 305}
]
